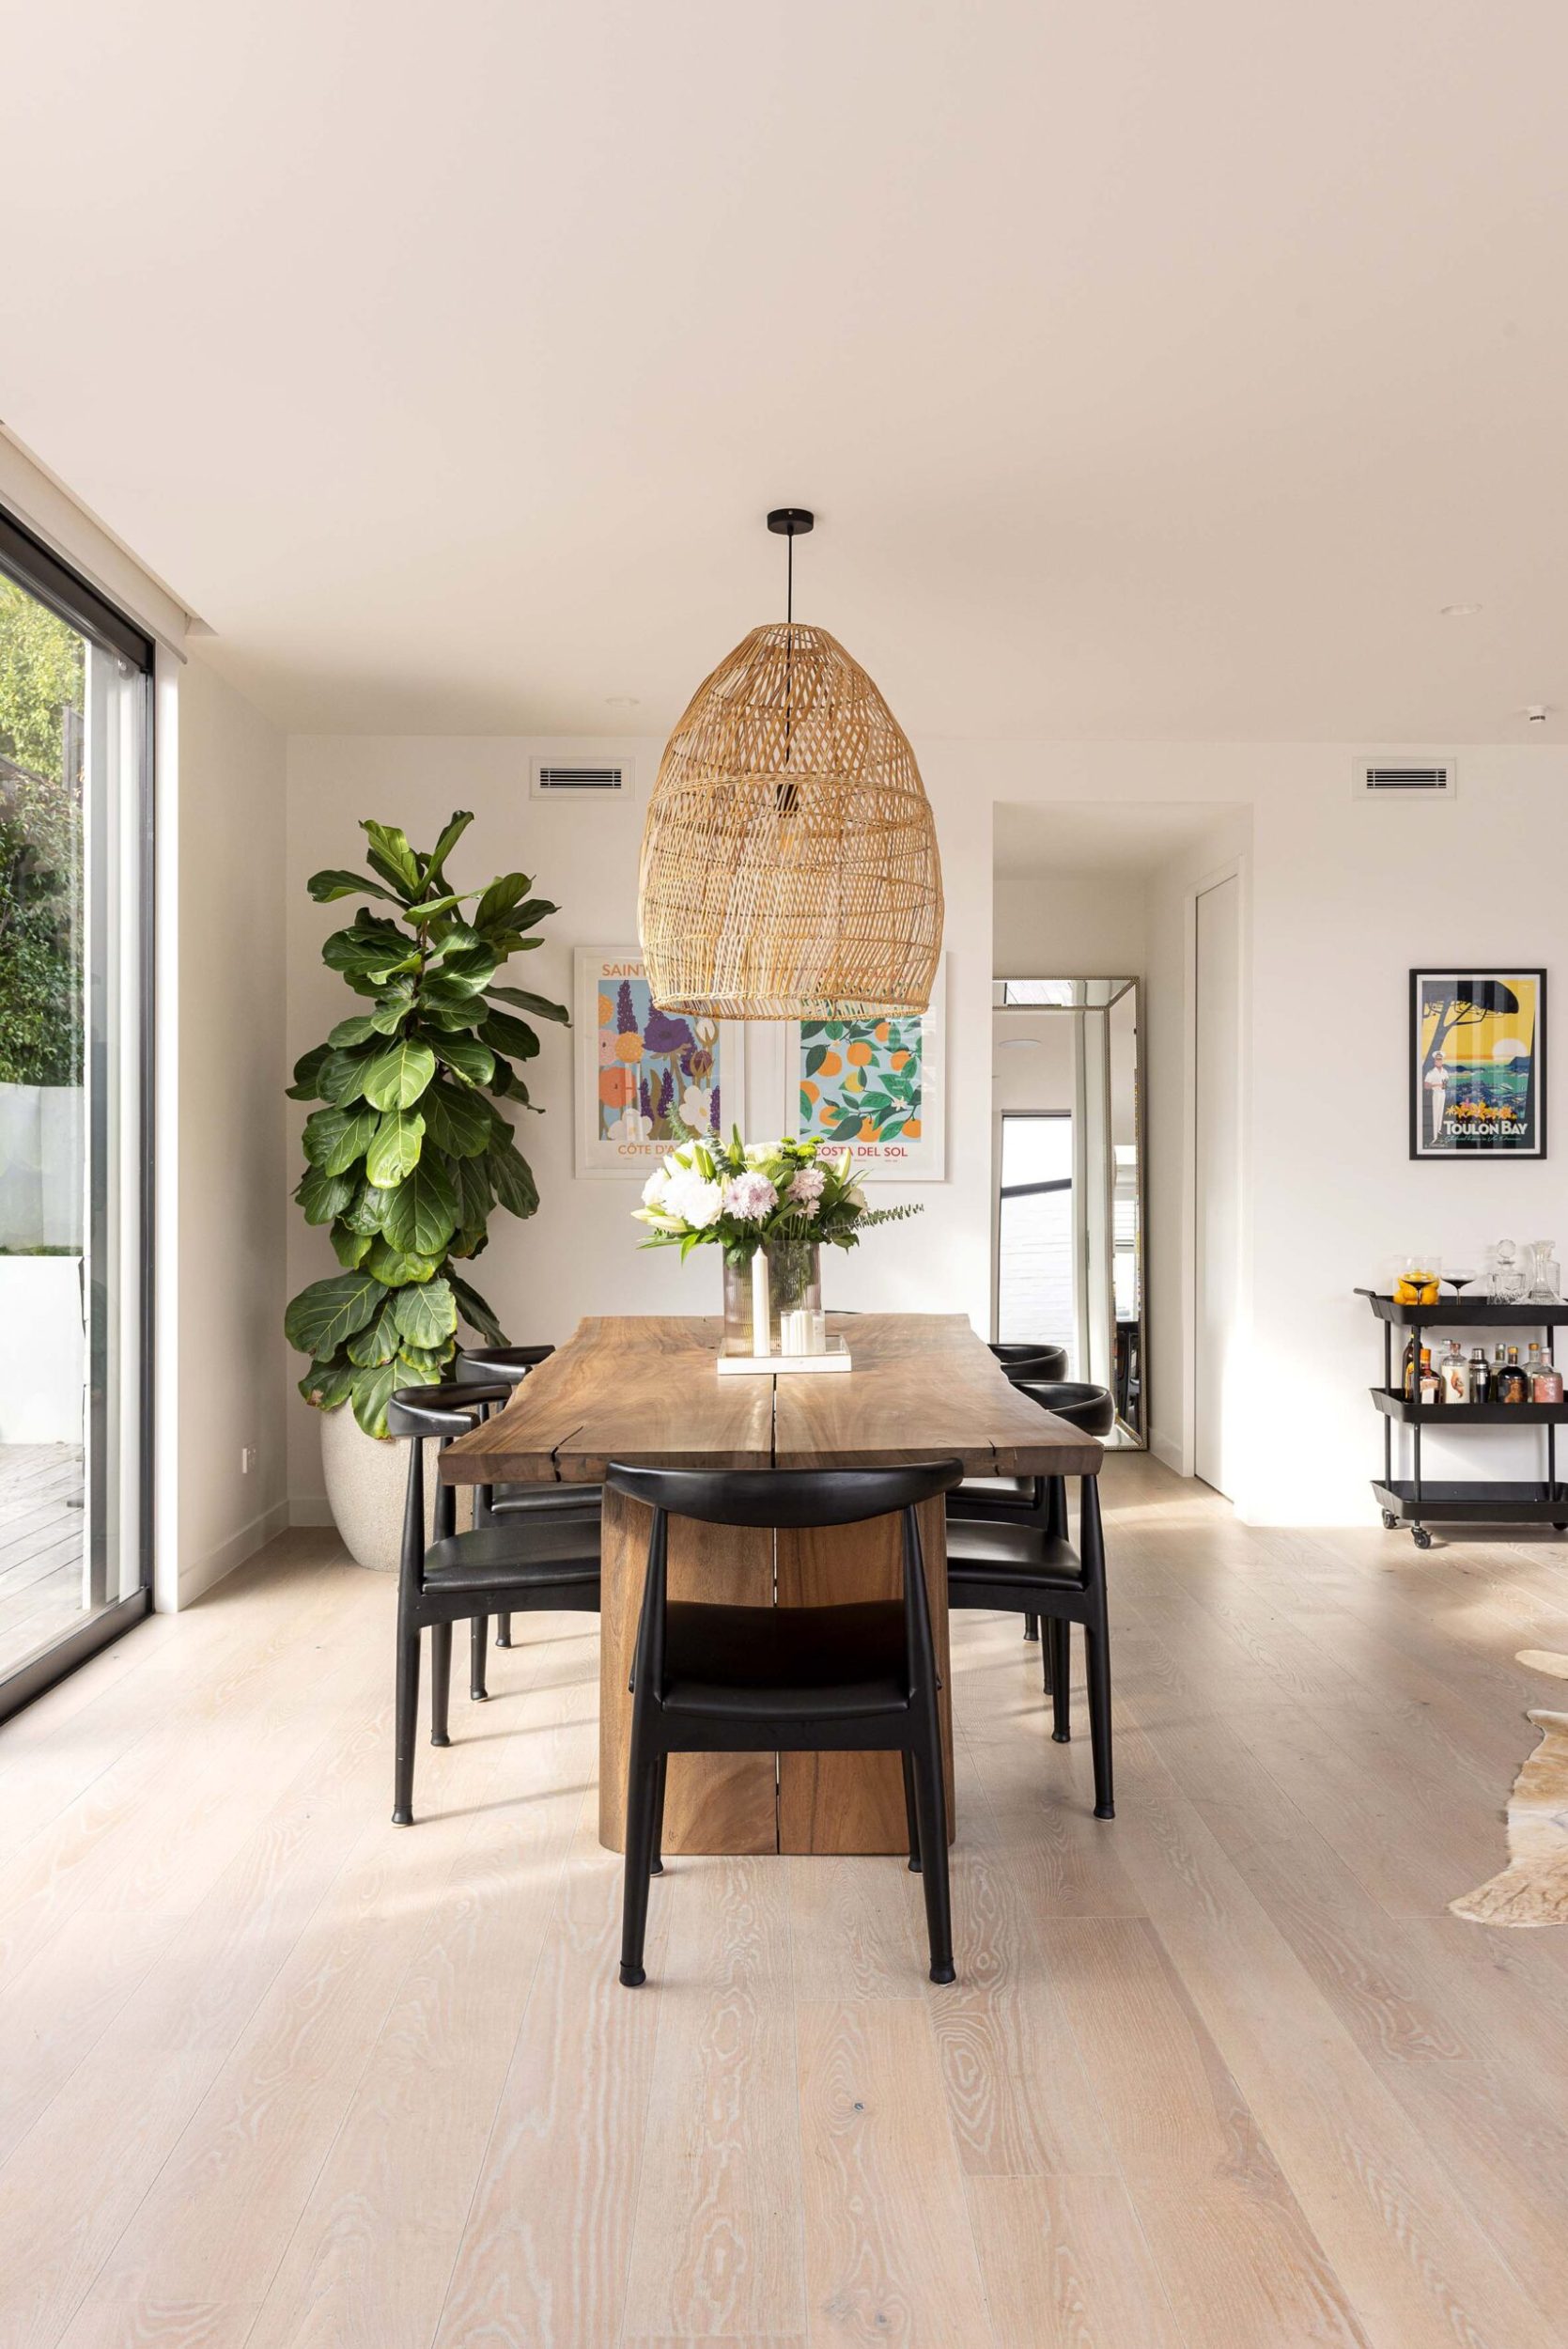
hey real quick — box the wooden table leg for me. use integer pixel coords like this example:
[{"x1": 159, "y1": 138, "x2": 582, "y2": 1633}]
[
  {"x1": 598, "y1": 1486, "x2": 778, "y2": 1855},
  {"x1": 776, "y1": 1497, "x2": 955, "y2": 1855}
]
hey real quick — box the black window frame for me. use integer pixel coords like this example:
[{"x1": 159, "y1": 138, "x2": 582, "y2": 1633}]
[{"x1": 0, "y1": 499, "x2": 157, "y2": 1722}]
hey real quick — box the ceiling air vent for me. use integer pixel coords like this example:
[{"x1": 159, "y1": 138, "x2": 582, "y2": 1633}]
[
  {"x1": 529, "y1": 757, "x2": 633, "y2": 801},
  {"x1": 1356, "y1": 758, "x2": 1456, "y2": 801}
]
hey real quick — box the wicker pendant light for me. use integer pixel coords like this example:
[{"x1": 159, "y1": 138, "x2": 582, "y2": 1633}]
[{"x1": 638, "y1": 508, "x2": 943, "y2": 1019}]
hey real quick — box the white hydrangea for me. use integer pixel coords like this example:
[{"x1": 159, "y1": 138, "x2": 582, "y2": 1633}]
[
  {"x1": 642, "y1": 1168, "x2": 671, "y2": 1208},
  {"x1": 663, "y1": 1167, "x2": 724, "y2": 1230}
]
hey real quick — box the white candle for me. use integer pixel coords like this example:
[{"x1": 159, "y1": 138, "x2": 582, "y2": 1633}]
[{"x1": 751, "y1": 1248, "x2": 771, "y2": 1356}]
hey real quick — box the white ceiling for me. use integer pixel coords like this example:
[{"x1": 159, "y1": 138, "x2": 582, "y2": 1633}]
[
  {"x1": 5, "y1": 2, "x2": 1567, "y2": 741},
  {"x1": 994, "y1": 801, "x2": 1240, "y2": 880}
]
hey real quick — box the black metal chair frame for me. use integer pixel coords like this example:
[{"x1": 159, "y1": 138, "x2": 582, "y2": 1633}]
[
  {"x1": 387, "y1": 1379, "x2": 600, "y2": 1827},
  {"x1": 607, "y1": 1458, "x2": 964, "y2": 1989}
]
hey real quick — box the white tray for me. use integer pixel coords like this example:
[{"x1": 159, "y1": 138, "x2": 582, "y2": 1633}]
[{"x1": 716, "y1": 1341, "x2": 853, "y2": 1377}]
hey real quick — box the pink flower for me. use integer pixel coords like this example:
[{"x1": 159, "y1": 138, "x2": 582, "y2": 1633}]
[
  {"x1": 787, "y1": 1165, "x2": 826, "y2": 1208},
  {"x1": 722, "y1": 1171, "x2": 778, "y2": 1222}
]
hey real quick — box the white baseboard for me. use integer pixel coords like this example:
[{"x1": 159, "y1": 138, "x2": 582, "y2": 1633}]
[
  {"x1": 178, "y1": 1496, "x2": 290, "y2": 1607},
  {"x1": 289, "y1": 1495, "x2": 334, "y2": 1528},
  {"x1": 1150, "y1": 1428, "x2": 1186, "y2": 1475}
]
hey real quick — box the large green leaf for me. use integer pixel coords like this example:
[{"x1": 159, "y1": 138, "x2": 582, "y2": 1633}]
[
  {"x1": 321, "y1": 926, "x2": 419, "y2": 982},
  {"x1": 486, "y1": 985, "x2": 569, "y2": 1024},
  {"x1": 507, "y1": 897, "x2": 558, "y2": 933},
  {"x1": 365, "y1": 1237, "x2": 440, "y2": 1284},
  {"x1": 285, "y1": 1271, "x2": 383, "y2": 1357},
  {"x1": 380, "y1": 1152, "x2": 459, "y2": 1255},
  {"x1": 365, "y1": 1108, "x2": 425, "y2": 1186},
  {"x1": 287, "y1": 1044, "x2": 330, "y2": 1101},
  {"x1": 417, "y1": 971, "x2": 490, "y2": 1020},
  {"x1": 307, "y1": 867, "x2": 402, "y2": 905},
  {"x1": 449, "y1": 1271, "x2": 506, "y2": 1346},
  {"x1": 342, "y1": 1180, "x2": 393, "y2": 1237},
  {"x1": 347, "y1": 1300, "x2": 400, "y2": 1367},
  {"x1": 330, "y1": 1224, "x2": 372, "y2": 1269},
  {"x1": 362, "y1": 1038, "x2": 436, "y2": 1112},
  {"x1": 473, "y1": 871, "x2": 531, "y2": 931},
  {"x1": 367, "y1": 989, "x2": 413, "y2": 1035},
  {"x1": 478, "y1": 1009, "x2": 541, "y2": 1063},
  {"x1": 349, "y1": 1359, "x2": 401, "y2": 1439},
  {"x1": 404, "y1": 890, "x2": 470, "y2": 928},
  {"x1": 298, "y1": 1356, "x2": 356, "y2": 1409},
  {"x1": 420, "y1": 1080, "x2": 493, "y2": 1159},
  {"x1": 434, "y1": 1032, "x2": 495, "y2": 1087},
  {"x1": 360, "y1": 820, "x2": 422, "y2": 900},
  {"x1": 456, "y1": 1151, "x2": 494, "y2": 1234},
  {"x1": 318, "y1": 1047, "x2": 376, "y2": 1106},
  {"x1": 296, "y1": 1164, "x2": 354, "y2": 1225},
  {"x1": 421, "y1": 809, "x2": 474, "y2": 891},
  {"x1": 392, "y1": 1275, "x2": 458, "y2": 1350},
  {"x1": 487, "y1": 1133, "x2": 539, "y2": 1219},
  {"x1": 327, "y1": 1013, "x2": 380, "y2": 1049},
  {"x1": 302, "y1": 1102, "x2": 379, "y2": 1174}
]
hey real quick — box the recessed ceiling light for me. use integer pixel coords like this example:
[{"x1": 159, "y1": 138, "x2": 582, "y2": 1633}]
[
  {"x1": 1439, "y1": 602, "x2": 1482, "y2": 617},
  {"x1": 605, "y1": 693, "x2": 641, "y2": 708}
]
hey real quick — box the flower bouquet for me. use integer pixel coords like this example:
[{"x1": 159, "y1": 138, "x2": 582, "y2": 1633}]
[{"x1": 633, "y1": 1130, "x2": 920, "y2": 1358}]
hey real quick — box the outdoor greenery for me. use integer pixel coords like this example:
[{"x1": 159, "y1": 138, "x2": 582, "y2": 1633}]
[
  {"x1": 0, "y1": 577, "x2": 85, "y2": 1085},
  {"x1": 285, "y1": 814, "x2": 567, "y2": 1437}
]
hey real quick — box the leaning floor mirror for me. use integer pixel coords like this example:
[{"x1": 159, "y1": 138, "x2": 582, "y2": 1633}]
[{"x1": 991, "y1": 978, "x2": 1146, "y2": 1446}]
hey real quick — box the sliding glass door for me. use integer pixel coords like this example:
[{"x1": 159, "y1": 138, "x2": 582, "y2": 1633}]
[{"x1": 0, "y1": 512, "x2": 151, "y2": 1713}]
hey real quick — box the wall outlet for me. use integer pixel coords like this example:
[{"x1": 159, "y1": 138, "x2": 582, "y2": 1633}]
[{"x1": 241, "y1": 1445, "x2": 257, "y2": 1475}]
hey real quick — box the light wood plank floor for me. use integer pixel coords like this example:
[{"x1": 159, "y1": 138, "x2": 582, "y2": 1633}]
[
  {"x1": 3, "y1": 1458, "x2": 1568, "y2": 2347},
  {"x1": 0, "y1": 1445, "x2": 85, "y2": 1680}
]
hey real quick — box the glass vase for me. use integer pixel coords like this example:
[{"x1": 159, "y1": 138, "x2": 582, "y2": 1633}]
[{"x1": 722, "y1": 1236, "x2": 823, "y2": 1357}]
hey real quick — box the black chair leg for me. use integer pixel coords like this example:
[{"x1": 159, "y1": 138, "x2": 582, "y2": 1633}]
[
  {"x1": 901, "y1": 1750, "x2": 922, "y2": 1874},
  {"x1": 911, "y1": 1703, "x2": 955, "y2": 1983},
  {"x1": 495, "y1": 1612, "x2": 513, "y2": 1648},
  {"x1": 1048, "y1": 1618, "x2": 1071, "y2": 1741},
  {"x1": 392, "y1": 1618, "x2": 421, "y2": 1827},
  {"x1": 620, "y1": 1716, "x2": 660, "y2": 1987},
  {"x1": 470, "y1": 1612, "x2": 489, "y2": 1703},
  {"x1": 430, "y1": 1621, "x2": 452, "y2": 1747},
  {"x1": 1085, "y1": 1603, "x2": 1115, "y2": 1819},
  {"x1": 650, "y1": 1752, "x2": 668, "y2": 1876},
  {"x1": 1023, "y1": 1612, "x2": 1040, "y2": 1641}
]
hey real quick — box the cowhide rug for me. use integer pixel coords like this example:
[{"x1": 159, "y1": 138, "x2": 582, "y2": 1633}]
[{"x1": 1451, "y1": 1651, "x2": 1568, "y2": 1927}]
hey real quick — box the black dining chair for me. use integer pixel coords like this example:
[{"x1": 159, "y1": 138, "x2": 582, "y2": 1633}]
[
  {"x1": 385, "y1": 1380, "x2": 600, "y2": 1827},
  {"x1": 947, "y1": 1344, "x2": 1072, "y2": 1525},
  {"x1": 455, "y1": 1344, "x2": 603, "y2": 1657},
  {"x1": 989, "y1": 1342, "x2": 1069, "y2": 1381},
  {"x1": 945, "y1": 1393, "x2": 1115, "y2": 1820},
  {"x1": 606, "y1": 1457, "x2": 965, "y2": 1989}
]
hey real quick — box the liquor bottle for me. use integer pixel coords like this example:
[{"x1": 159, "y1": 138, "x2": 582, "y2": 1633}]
[
  {"x1": 1440, "y1": 1342, "x2": 1469, "y2": 1404},
  {"x1": 1419, "y1": 1348, "x2": 1440, "y2": 1405},
  {"x1": 1534, "y1": 1349, "x2": 1564, "y2": 1405},
  {"x1": 1502, "y1": 1346, "x2": 1528, "y2": 1405},
  {"x1": 1402, "y1": 1336, "x2": 1418, "y2": 1399},
  {"x1": 1469, "y1": 1346, "x2": 1491, "y2": 1405}
]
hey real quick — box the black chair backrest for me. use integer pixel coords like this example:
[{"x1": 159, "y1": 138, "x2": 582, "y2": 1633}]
[
  {"x1": 990, "y1": 1342, "x2": 1069, "y2": 1380},
  {"x1": 608, "y1": 1460, "x2": 962, "y2": 1708},
  {"x1": 455, "y1": 1345, "x2": 554, "y2": 1387},
  {"x1": 604, "y1": 1458, "x2": 963, "y2": 1530},
  {"x1": 388, "y1": 1379, "x2": 510, "y2": 1575},
  {"x1": 1012, "y1": 1378, "x2": 1117, "y2": 1438}
]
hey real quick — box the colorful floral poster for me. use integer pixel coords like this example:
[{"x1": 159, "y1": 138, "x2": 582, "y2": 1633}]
[
  {"x1": 789, "y1": 959, "x2": 945, "y2": 1179},
  {"x1": 574, "y1": 948, "x2": 746, "y2": 1174}
]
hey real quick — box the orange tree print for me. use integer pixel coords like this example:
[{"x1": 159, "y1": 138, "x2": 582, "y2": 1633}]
[{"x1": 800, "y1": 1015, "x2": 924, "y2": 1142}]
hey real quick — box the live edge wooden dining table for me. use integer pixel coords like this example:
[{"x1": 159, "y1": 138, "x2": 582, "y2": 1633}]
[{"x1": 441, "y1": 1311, "x2": 1104, "y2": 1857}]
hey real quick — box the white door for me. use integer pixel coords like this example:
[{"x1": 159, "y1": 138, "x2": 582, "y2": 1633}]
[{"x1": 1194, "y1": 875, "x2": 1241, "y2": 1496}]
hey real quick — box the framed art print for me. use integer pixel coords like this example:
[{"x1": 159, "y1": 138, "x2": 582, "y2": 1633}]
[
  {"x1": 574, "y1": 947, "x2": 747, "y2": 1174},
  {"x1": 1409, "y1": 968, "x2": 1546, "y2": 1159},
  {"x1": 788, "y1": 958, "x2": 946, "y2": 1179}
]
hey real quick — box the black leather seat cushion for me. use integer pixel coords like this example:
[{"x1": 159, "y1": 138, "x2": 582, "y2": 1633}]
[
  {"x1": 423, "y1": 1519, "x2": 600, "y2": 1595},
  {"x1": 489, "y1": 1482, "x2": 603, "y2": 1517},
  {"x1": 944, "y1": 1518, "x2": 1081, "y2": 1587},
  {"x1": 660, "y1": 1599, "x2": 909, "y2": 1720},
  {"x1": 952, "y1": 1474, "x2": 1035, "y2": 1502}
]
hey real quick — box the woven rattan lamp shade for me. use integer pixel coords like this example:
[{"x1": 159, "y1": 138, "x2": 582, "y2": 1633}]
[{"x1": 638, "y1": 620, "x2": 944, "y2": 1019}]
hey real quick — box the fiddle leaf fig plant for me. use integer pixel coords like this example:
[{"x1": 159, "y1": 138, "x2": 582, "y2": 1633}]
[{"x1": 285, "y1": 813, "x2": 567, "y2": 1436}]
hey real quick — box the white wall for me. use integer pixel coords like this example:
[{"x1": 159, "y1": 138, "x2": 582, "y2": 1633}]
[
  {"x1": 283, "y1": 734, "x2": 1568, "y2": 1528},
  {"x1": 172, "y1": 655, "x2": 289, "y2": 1600},
  {"x1": 994, "y1": 869, "x2": 1145, "y2": 980}
]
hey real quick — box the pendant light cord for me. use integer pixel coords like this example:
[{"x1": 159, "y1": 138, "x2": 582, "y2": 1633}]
[{"x1": 781, "y1": 524, "x2": 796, "y2": 806}]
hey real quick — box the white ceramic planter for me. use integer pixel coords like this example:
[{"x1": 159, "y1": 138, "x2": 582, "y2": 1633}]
[{"x1": 318, "y1": 1403, "x2": 467, "y2": 1573}]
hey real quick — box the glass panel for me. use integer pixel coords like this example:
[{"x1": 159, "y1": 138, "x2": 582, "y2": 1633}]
[
  {"x1": 0, "y1": 563, "x2": 146, "y2": 1687},
  {"x1": 997, "y1": 1112, "x2": 1075, "y2": 1364}
]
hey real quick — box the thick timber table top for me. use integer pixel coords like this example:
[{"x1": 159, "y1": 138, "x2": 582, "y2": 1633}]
[{"x1": 440, "y1": 1311, "x2": 1105, "y2": 1484}]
